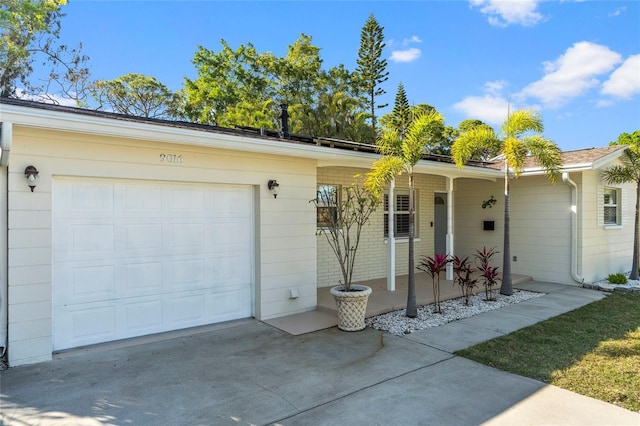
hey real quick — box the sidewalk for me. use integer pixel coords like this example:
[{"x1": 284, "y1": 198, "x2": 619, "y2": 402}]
[{"x1": 1, "y1": 281, "x2": 639, "y2": 426}]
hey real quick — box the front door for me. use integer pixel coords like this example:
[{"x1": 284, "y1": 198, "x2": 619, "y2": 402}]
[{"x1": 434, "y1": 193, "x2": 447, "y2": 255}]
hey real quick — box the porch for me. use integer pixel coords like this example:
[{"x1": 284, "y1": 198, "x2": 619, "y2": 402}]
[{"x1": 263, "y1": 272, "x2": 532, "y2": 335}]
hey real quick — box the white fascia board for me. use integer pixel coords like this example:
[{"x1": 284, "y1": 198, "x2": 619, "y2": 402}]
[
  {"x1": 0, "y1": 103, "x2": 355, "y2": 161},
  {"x1": 591, "y1": 148, "x2": 626, "y2": 170},
  {"x1": 522, "y1": 164, "x2": 594, "y2": 176},
  {"x1": 0, "y1": 103, "x2": 501, "y2": 180},
  {"x1": 413, "y1": 161, "x2": 500, "y2": 180}
]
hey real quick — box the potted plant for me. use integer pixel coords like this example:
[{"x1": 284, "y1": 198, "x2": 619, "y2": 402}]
[{"x1": 312, "y1": 180, "x2": 380, "y2": 331}]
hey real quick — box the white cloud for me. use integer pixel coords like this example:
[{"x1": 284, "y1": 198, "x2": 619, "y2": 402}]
[
  {"x1": 469, "y1": 0, "x2": 544, "y2": 27},
  {"x1": 16, "y1": 88, "x2": 78, "y2": 107},
  {"x1": 452, "y1": 81, "x2": 512, "y2": 125},
  {"x1": 390, "y1": 48, "x2": 422, "y2": 63},
  {"x1": 518, "y1": 41, "x2": 622, "y2": 109},
  {"x1": 601, "y1": 54, "x2": 640, "y2": 100},
  {"x1": 404, "y1": 36, "x2": 422, "y2": 45},
  {"x1": 609, "y1": 6, "x2": 626, "y2": 17}
]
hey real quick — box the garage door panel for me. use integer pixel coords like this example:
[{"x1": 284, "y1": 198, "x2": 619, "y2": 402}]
[
  {"x1": 209, "y1": 256, "x2": 250, "y2": 284},
  {"x1": 71, "y1": 182, "x2": 115, "y2": 212},
  {"x1": 121, "y1": 185, "x2": 162, "y2": 211},
  {"x1": 167, "y1": 187, "x2": 205, "y2": 211},
  {"x1": 123, "y1": 300, "x2": 163, "y2": 332},
  {"x1": 169, "y1": 294, "x2": 206, "y2": 324},
  {"x1": 53, "y1": 303, "x2": 117, "y2": 349},
  {"x1": 209, "y1": 289, "x2": 252, "y2": 321},
  {"x1": 169, "y1": 223, "x2": 205, "y2": 248},
  {"x1": 122, "y1": 262, "x2": 163, "y2": 294},
  {"x1": 209, "y1": 221, "x2": 250, "y2": 247},
  {"x1": 53, "y1": 263, "x2": 116, "y2": 305},
  {"x1": 169, "y1": 258, "x2": 205, "y2": 289},
  {"x1": 123, "y1": 224, "x2": 163, "y2": 250},
  {"x1": 53, "y1": 178, "x2": 254, "y2": 351}
]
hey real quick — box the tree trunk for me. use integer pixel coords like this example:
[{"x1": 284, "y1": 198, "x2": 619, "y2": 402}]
[
  {"x1": 501, "y1": 166, "x2": 513, "y2": 295},
  {"x1": 406, "y1": 171, "x2": 417, "y2": 317},
  {"x1": 631, "y1": 181, "x2": 640, "y2": 280}
]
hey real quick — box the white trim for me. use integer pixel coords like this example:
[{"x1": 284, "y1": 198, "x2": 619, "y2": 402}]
[{"x1": 0, "y1": 102, "x2": 504, "y2": 181}]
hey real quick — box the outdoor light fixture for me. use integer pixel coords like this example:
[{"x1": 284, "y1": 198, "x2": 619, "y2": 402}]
[
  {"x1": 24, "y1": 165, "x2": 39, "y2": 192},
  {"x1": 268, "y1": 180, "x2": 280, "y2": 198}
]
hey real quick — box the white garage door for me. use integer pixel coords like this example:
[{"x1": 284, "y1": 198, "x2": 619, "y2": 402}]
[{"x1": 52, "y1": 178, "x2": 254, "y2": 350}]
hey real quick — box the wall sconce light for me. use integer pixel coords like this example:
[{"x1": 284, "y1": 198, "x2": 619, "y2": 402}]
[
  {"x1": 267, "y1": 180, "x2": 280, "y2": 199},
  {"x1": 24, "y1": 165, "x2": 39, "y2": 192}
]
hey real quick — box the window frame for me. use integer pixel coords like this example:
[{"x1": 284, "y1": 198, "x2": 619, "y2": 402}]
[
  {"x1": 384, "y1": 189, "x2": 418, "y2": 238},
  {"x1": 603, "y1": 187, "x2": 621, "y2": 226},
  {"x1": 316, "y1": 184, "x2": 340, "y2": 229}
]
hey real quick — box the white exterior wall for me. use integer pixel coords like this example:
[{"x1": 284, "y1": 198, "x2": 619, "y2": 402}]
[
  {"x1": 454, "y1": 175, "x2": 574, "y2": 284},
  {"x1": 7, "y1": 126, "x2": 318, "y2": 366},
  {"x1": 455, "y1": 171, "x2": 637, "y2": 286},
  {"x1": 580, "y1": 170, "x2": 635, "y2": 283},
  {"x1": 316, "y1": 167, "x2": 446, "y2": 287}
]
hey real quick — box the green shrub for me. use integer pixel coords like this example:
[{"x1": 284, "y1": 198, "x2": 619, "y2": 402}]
[{"x1": 607, "y1": 273, "x2": 628, "y2": 284}]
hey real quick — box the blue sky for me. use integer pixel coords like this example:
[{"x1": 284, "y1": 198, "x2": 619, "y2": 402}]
[{"x1": 54, "y1": 0, "x2": 639, "y2": 151}]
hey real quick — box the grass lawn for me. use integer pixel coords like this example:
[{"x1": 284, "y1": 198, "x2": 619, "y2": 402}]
[{"x1": 455, "y1": 292, "x2": 640, "y2": 412}]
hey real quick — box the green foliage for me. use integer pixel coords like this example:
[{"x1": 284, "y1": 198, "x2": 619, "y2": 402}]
[
  {"x1": 609, "y1": 130, "x2": 640, "y2": 149},
  {"x1": 0, "y1": 0, "x2": 90, "y2": 104},
  {"x1": 457, "y1": 120, "x2": 500, "y2": 160},
  {"x1": 452, "y1": 109, "x2": 561, "y2": 296},
  {"x1": 602, "y1": 132, "x2": 640, "y2": 281},
  {"x1": 387, "y1": 82, "x2": 410, "y2": 137},
  {"x1": 365, "y1": 85, "x2": 445, "y2": 318},
  {"x1": 607, "y1": 273, "x2": 628, "y2": 284},
  {"x1": 355, "y1": 13, "x2": 388, "y2": 133},
  {"x1": 183, "y1": 34, "x2": 371, "y2": 142},
  {"x1": 91, "y1": 73, "x2": 181, "y2": 119}
]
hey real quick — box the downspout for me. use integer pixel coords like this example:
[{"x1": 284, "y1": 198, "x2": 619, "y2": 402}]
[
  {"x1": 562, "y1": 172, "x2": 584, "y2": 284},
  {"x1": 446, "y1": 177, "x2": 454, "y2": 280},
  {"x1": 0, "y1": 122, "x2": 11, "y2": 361}
]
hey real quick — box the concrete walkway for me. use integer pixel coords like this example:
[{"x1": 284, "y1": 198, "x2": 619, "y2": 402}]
[{"x1": 1, "y1": 282, "x2": 639, "y2": 425}]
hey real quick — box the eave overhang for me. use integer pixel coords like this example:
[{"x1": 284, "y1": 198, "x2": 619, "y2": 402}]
[{"x1": 0, "y1": 100, "x2": 502, "y2": 181}]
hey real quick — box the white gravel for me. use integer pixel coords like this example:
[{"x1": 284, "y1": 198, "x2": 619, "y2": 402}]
[
  {"x1": 366, "y1": 290, "x2": 544, "y2": 336},
  {"x1": 590, "y1": 271, "x2": 640, "y2": 291}
]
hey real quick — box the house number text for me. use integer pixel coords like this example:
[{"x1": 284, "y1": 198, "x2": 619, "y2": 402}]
[{"x1": 160, "y1": 154, "x2": 183, "y2": 164}]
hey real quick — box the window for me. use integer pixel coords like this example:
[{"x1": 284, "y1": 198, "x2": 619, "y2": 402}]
[
  {"x1": 384, "y1": 190, "x2": 417, "y2": 238},
  {"x1": 317, "y1": 184, "x2": 339, "y2": 228},
  {"x1": 603, "y1": 187, "x2": 620, "y2": 225}
]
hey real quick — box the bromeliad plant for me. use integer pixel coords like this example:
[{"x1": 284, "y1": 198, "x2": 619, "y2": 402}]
[
  {"x1": 451, "y1": 255, "x2": 478, "y2": 306},
  {"x1": 312, "y1": 180, "x2": 379, "y2": 292},
  {"x1": 474, "y1": 246, "x2": 501, "y2": 301},
  {"x1": 418, "y1": 253, "x2": 450, "y2": 313}
]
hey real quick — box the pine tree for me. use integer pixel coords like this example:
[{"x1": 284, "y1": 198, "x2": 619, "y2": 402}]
[
  {"x1": 356, "y1": 13, "x2": 389, "y2": 139},
  {"x1": 390, "y1": 82, "x2": 410, "y2": 137}
]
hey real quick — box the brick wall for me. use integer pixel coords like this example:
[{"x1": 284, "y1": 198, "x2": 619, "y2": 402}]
[{"x1": 317, "y1": 167, "x2": 446, "y2": 287}]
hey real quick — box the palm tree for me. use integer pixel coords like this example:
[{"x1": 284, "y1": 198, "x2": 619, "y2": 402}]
[
  {"x1": 601, "y1": 142, "x2": 640, "y2": 280},
  {"x1": 365, "y1": 102, "x2": 444, "y2": 318},
  {"x1": 452, "y1": 109, "x2": 561, "y2": 295}
]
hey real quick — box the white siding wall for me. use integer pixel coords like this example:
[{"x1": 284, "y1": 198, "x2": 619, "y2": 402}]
[
  {"x1": 580, "y1": 170, "x2": 635, "y2": 283},
  {"x1": 454, "y1": 175, "x2": 574, "y2": 284},
  {"x1": 8, "y1": 126, "x2": 318, "y2": 366},
  {"x1": 316, "y1": 167, "x2": 445, "y2": 287}
]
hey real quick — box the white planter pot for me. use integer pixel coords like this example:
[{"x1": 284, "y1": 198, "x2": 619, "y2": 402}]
[{"x1": 330, "y1": 285, "x2": 372, "y2": 331}]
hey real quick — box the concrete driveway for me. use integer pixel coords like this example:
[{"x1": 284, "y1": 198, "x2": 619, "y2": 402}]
[{"x1": 1, "y1": 282, "x2": 639, "y2": 426}]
